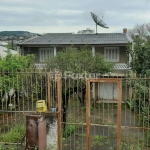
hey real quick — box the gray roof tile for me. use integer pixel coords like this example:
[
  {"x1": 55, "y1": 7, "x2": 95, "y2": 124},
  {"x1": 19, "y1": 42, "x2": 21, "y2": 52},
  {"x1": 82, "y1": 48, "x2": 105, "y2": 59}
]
[{"x1": 19, "y1": 33, "x2": 132, "y2": 45}]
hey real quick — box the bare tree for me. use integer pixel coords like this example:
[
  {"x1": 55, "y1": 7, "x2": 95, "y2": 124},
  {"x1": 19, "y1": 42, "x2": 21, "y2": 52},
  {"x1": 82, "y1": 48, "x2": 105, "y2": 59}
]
[{"x1": 128, "y1": 23, "x2": 150, "y2": 41}]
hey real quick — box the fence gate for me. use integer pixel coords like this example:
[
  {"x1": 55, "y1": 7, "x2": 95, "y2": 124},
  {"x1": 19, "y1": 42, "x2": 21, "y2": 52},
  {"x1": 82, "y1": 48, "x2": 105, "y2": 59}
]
[
  {"x1": 51, "y1": 77, "x2": 122, "y2": 150},
  {"x1": 86, "y1": 78, "x2": 122, "y2": 150}
]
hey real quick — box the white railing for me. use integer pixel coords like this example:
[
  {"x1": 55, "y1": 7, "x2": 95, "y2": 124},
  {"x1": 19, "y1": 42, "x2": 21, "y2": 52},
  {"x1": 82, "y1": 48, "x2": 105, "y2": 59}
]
[
  {"x1": 34, "y1": 63, "x2": 47, "y2": 69},
  {"x1": 34, "y1": 63, "x2": 130, "y2": 70},
  {"x1": 114, "y1": 63, "x2": 130, "y2": 70}
]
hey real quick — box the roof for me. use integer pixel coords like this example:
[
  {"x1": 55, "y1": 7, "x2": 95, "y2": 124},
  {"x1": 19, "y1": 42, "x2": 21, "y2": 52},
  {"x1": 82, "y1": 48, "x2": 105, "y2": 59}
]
[
  {"x1": 0, "y1": 46, "x2": 18, "y2": 58},
  {"x1": 18, "y1": 33, "x2": 132, "y2": 46}
]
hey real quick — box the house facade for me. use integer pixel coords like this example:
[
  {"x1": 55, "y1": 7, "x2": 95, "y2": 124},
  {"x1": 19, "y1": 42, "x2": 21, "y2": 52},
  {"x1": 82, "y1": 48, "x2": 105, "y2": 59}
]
[{"x1": 18, "y1": 28, "x2": 132, "y2": 102}]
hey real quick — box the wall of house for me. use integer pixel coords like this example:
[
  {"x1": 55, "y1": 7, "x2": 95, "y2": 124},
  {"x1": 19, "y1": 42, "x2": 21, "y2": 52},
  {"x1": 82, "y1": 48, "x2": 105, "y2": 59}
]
[
  {"x1": 113, "y1": 70, "x2": 127, "y2": 74},
  {"x1": 22, "y1": 46, "x2": 127, "y2": 65},
  {"x1": 23, "y1": 47, "x2": 40, "y2": 63},
  {"x1": 23, "y1": 47, "x2": 65, "y2": 63},
  {"x1": 119, "y1": 46, "x2": 127, "y2": 63},
  {"x1": 95, "y1": 46, "x2": 127, "y2": 64},
  {"x1": 95, "y1": 47, "x2": 104, "y2": 55},
  {"x1": 56, "y1": 47, "x2": 64, "y2": 53}
]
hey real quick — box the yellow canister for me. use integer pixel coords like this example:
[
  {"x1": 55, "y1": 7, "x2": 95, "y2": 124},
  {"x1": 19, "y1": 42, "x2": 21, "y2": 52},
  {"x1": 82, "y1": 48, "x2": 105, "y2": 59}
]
[{"x1": 36, "y1": 100, "x2": 47, "y2": 112}]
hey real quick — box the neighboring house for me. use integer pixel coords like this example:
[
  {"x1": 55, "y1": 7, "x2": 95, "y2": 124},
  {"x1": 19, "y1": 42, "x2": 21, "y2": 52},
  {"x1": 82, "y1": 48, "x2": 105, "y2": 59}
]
[
  {"x1": 18, "y1": 28, "x2": 132, "y2": 102},
  {"x1": 77, "y1": 28, "x2": 95, "y2": 34},
  {"x1": 0, "y1": 41, "x2": 8, "y2": 46},
  {"x1": 0, "y1": 46, "x2": 18, "y2": 58}
]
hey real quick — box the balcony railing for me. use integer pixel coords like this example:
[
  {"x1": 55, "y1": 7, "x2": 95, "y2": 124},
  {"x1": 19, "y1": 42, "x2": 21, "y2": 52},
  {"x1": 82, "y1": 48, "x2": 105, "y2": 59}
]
[
  {"x1": 34, "y1": 63, "x2": 131, "y2": 70},
  {"x1": 114, "y1": 63, "x2": 130, "y2": 70},
  {"x1": 34, "y1": 63, "x2": 47, "y2": 69}
]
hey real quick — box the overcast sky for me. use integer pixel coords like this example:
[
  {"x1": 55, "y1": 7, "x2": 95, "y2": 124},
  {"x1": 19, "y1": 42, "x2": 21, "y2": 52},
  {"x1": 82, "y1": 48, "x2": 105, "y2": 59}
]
[{"x1": 0, "y1": 0, "x2": 150, "y2": 34}]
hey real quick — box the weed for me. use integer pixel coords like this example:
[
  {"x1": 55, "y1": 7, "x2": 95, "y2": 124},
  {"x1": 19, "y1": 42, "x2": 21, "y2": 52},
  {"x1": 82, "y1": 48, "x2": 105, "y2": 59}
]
[
  {"x1": 0, "y1": 124, "x2": 25, "y2": 143},
  {"x1": 63, "y1": 124, "x2": 76, "y2": 138},
  {"x1": 92, "y1": 135, "x2": 110, "y2": 147}
]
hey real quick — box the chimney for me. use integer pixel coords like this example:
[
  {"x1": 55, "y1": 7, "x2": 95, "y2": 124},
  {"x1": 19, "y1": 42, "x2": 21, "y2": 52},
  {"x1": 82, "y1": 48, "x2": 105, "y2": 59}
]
[{"x1": 123, "y1": 28, "x2": 127, "y2": 34}]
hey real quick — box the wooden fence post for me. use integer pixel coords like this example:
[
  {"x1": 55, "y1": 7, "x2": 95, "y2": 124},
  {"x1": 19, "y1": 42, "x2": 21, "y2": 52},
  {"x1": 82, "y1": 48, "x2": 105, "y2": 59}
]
[
  {"x1": 57, "y1": 77, "x2": 62, "y2": 150},
  {"x1": 86, "y1": 79, "x2": 91, "y2": 150},
  {"x1": 117, "y1": 79, "x2": 122, "y2": 150},
  {"x1": 47, "y1": 73, "x2": 50, "y2": 111}
]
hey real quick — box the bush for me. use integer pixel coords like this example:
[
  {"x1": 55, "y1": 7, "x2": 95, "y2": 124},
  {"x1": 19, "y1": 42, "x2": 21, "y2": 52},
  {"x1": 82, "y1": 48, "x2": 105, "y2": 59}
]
[{"x1": 0, "y1": 124, "x2": 25, "y2": 143}]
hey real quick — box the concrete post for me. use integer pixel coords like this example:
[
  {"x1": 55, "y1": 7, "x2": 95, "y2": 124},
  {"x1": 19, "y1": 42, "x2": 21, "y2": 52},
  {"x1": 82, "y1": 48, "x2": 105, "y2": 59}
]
[
  {"x1": 92, "y1": 46, "x2": 95, "y2": 56},
  {"x1": 46, "y1": 116, "x2": 58, "y2": 150},
  {"x1": 54, "y1": 47, "x2": 57, "y2": 56}
]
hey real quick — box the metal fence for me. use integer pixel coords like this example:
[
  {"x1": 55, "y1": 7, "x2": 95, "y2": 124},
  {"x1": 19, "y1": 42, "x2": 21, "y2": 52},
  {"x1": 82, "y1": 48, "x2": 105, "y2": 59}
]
[
  {"x1": 61, "y1": 74, "x2": 150, "y2": 150},
  {"x1": 0, "y1": 70, "x2": 150, "y2": 150}
]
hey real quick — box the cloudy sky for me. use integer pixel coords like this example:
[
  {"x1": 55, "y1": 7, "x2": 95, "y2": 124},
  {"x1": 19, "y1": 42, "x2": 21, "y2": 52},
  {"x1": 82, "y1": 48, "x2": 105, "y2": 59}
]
[{"x1": 0, "y1": 0, "x2": 150, "y2": 34}]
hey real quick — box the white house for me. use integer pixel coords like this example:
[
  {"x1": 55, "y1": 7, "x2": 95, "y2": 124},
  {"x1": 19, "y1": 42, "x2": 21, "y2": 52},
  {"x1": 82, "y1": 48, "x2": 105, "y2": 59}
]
[{"x1": 0, "y1": 46, "x2": 18, "y2": 58}]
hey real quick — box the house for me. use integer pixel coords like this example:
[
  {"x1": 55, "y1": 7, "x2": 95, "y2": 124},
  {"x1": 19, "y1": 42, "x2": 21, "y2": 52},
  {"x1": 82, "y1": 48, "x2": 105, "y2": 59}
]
[
  {"x1": 0, "y1": 41, "x2": 8, "y2": 46},
  {"x1": 0, "y1": 46, "x2": 18, "y2": 58},
  {"x1": 18, "y1": 28, "x2": 132, "y2": 102}
]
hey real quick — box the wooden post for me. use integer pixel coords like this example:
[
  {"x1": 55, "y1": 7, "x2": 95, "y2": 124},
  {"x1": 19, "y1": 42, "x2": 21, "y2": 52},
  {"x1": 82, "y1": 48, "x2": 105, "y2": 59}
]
[
  {"x1": 47, "y1": 73, "x2": 50, "y2": 111},
  {"x1": 86, "y1": 79, "x2": 91, "y2": 150},
  {"x1": 117, "y1": 79, "x2": 122, "y2": 150},
  {"x1": 57, "y1": 78, "x2": 62, "y2": 150}
]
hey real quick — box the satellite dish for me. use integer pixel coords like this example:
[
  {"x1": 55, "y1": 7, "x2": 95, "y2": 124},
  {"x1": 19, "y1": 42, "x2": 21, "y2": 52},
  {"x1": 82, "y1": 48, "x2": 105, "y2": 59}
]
[{"x1": 90, "y1": 12, "x2": 109, "y2": 34}]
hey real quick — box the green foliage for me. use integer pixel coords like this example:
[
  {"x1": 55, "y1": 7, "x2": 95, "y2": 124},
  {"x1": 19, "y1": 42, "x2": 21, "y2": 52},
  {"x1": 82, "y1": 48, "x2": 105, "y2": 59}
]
[
  {"x1": 120, "y1": 142, "x2": 144, "y2": 150},
  {"x1": 120, "y1": 133, "x2": 145, "y2": 150},
  {"x1": 128, "y1": 99, "x2": 137, "y2": 110},
  {"x1": 0, "y1": 124, "x2": 25, "y2": 143},
  {"x1": 92, "y1": 135, "x2": 110, "y2": 147},
  {"x1": 126, "y1": 77, "x2": 150, "y2": 127},
  {"x1": 47, "y1": 46, "x2": 114, "y2": 94},
  {"x1": 47, "y1": 46, "x2": 114, "y2": 74},
  {"x1": 63, "y1": 124, "x2": 76, "y2": 138},
  {"x1": 140, "y1": 106, "x2": 150, "y2": 127},
  {"x1": 127, "y1": 37, "x2": 150, "y2": 74},
  {"x1": 0, "y1": 144, "x2": 15, "y2": 150},
  {"x1": 0, "y1": 54, "x2": 35, "y2": 92},
  {"x1": 0, "y1": 54, "x2": 35, "y2": 71}
]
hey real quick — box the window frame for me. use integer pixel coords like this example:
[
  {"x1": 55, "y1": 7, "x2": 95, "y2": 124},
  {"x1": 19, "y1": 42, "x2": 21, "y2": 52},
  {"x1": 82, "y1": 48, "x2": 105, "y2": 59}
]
[
  {"x1": 104, "y1": 47, "x2": 119, "y2": 62},
  {"x1": 39, "y1": 48, "x2": 54, "y2": 62}
]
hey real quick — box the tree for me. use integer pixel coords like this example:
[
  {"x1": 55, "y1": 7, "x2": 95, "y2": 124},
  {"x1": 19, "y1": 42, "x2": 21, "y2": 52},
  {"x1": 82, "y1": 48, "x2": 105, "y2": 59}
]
[
  {"x1": 127, "y1": 37, "x2": 150, "y2": 74},
  {"x1": 128, "y1": 23, "x2": 150, "y2": 41},
  {"x1": 46, "y1": 46, "x2": 114, "y2": 128},
  {"x1": 47, "y1": 46, "x2": 113, "y2": 74},
  {"x1": 0, "y1": 54, "x2": 35, "y2": 108},
  {"x1": 0, "y1": 54, "x2": 35, "y2": 72}
]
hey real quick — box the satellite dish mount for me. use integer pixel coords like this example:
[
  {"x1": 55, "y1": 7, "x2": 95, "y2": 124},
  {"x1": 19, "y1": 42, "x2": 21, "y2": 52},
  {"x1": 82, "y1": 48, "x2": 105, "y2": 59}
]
[{"x1": 90, "y1": 12, "x2": 109, "y2": 34}]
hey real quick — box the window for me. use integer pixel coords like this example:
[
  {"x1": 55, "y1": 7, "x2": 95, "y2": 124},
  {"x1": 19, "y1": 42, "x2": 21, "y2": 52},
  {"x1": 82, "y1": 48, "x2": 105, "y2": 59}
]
[
  {"x1": 104, "y1": 47, "x2": 119, "y2": 62},
  {"x1": 39, "y1": 48, "x2": 54, "y2": 62}
]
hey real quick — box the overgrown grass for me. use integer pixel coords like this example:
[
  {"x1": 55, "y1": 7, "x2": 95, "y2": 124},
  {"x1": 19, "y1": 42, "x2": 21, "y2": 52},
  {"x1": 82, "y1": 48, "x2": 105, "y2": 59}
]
[
  {"x1": 63, "y1": 124, "x2": 76, "y2": 138},
  {"x1": 121, "y1": 134, "x2": 145, "y2": 150},
  {"x1": 0, "y1": 144, "x2": 15, "y2": 150},
  {"x1": 0, "y1": 124, "x2": 25, "y2": 143}
]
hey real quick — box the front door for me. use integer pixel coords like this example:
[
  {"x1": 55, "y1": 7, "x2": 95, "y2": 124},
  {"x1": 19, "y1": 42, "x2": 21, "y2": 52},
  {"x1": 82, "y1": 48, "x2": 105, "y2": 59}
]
[{"x1": 99, "y1": 83, "x2": 118, "y2": 100}]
